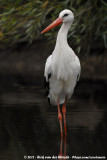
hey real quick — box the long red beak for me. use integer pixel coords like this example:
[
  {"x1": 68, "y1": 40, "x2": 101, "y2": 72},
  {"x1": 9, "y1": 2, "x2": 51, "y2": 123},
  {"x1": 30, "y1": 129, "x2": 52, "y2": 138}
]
[{"x1": 41, "y1": 18, "x2": 63, "y2": 34}]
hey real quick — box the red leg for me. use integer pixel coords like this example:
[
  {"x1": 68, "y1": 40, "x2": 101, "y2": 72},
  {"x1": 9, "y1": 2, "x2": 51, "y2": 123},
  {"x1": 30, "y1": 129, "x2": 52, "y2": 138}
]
[
  {"x1": 62, "y1": 100, "x2": 67, "y2": 135},
  {"x1": 59, "y1": 136, "x2": 63, "y2": 160},
  {"x1": 57, "y1": 99, "x2": 63, "y2": 137},
  {"x1": 64, "y1": 134, "x2": 67, "y2": 157}
]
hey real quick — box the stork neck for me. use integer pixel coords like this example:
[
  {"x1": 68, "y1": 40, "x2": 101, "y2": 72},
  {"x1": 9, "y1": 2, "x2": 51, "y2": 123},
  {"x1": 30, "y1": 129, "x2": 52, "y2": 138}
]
[{"x1": 55, "y1": 22, "x2": 71, "y2": 49}]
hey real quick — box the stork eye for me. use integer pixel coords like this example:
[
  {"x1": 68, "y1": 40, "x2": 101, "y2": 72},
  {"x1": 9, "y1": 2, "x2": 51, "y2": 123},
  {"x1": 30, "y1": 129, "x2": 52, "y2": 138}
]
[{"x1": 63, "y1": 13, "x2": 69, "y2": 17}]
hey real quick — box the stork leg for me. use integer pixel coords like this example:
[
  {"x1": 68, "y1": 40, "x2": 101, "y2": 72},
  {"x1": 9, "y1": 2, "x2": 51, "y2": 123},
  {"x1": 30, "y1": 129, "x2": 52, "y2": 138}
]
[
  {"x1": 64, "y1": 134, "x2": 67, "y2": 157},
  {"x1": 57, "y1": 99, "x2": 63, "y2": 137},
  {"x1": 62, "y1": 99, "x2": 67, "y2": 135},
  {"x1": 59, "y1": 136, "x2": 63, "y2": 160}
]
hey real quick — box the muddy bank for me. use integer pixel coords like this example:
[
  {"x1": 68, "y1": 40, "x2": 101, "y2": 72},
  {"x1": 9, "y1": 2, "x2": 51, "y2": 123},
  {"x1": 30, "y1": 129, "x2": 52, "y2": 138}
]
[{"x1": 0, "y1": 40, "x2": 107, "y2": 85}]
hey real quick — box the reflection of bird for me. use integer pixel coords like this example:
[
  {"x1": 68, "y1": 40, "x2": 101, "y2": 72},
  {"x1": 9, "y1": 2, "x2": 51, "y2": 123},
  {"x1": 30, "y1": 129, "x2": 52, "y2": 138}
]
[{"x1": 41, "y1": 9, "x2": 81, "y2": 136}]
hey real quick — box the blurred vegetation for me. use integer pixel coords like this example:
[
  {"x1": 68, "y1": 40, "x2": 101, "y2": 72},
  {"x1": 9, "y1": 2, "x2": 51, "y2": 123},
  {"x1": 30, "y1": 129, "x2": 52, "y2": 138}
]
[{"x1": 0, "y1": 0, "x2": 107, "y2": 55}]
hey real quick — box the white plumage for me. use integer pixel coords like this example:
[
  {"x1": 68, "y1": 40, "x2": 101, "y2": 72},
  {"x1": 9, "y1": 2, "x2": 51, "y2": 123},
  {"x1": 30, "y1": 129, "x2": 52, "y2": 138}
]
[{"x1": 44, "y1": 9, "x2": 81, "y2": 105}]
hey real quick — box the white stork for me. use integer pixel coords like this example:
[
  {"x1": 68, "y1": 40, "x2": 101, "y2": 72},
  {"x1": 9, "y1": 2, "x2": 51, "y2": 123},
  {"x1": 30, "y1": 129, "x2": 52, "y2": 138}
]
[{"x1": 41, "y1": 9, "x2": 81, "y2": 136}]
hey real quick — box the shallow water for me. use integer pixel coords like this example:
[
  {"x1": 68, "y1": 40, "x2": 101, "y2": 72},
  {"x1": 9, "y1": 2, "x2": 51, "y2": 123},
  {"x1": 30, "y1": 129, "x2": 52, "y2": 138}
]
[{"x1": 0, "y1": 79, "x2": 107, "y2": 160}]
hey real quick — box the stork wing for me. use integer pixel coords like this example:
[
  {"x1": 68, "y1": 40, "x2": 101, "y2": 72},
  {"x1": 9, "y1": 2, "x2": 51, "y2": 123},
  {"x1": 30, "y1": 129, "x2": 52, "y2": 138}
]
[
  {"x1": 44, "y1": 55, "x2": 52, "y2": 97},
  {"x1": 76, "y1": 58, "x2": 81, "y2": 82}
]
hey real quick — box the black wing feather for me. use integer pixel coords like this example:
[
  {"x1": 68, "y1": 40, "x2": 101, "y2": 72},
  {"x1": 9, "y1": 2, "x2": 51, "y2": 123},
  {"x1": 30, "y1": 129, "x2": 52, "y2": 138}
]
[
  {"x1": 76, "y1": 74, "x2": 80, "y2": 82},
  {"x1": 44, "y1": 73, "x2": 51, "y2": 99}
]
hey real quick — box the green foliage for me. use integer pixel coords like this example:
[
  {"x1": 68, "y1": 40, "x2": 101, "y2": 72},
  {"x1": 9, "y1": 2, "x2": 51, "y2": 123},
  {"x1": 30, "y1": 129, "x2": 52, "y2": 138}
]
[{"x1": 0, "y1": 0, "x2": 107, "y2": 55}]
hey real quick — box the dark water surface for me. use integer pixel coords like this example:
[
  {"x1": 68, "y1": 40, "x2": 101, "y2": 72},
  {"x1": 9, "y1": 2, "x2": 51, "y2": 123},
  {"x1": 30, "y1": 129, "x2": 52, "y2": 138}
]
[{"x1": 0, "y1": 78, "x2": 107, "y2": 160}]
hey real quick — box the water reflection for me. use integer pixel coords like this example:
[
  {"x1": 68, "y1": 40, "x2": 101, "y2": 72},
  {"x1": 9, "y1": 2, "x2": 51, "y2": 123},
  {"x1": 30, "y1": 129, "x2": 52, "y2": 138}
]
[{"x1": 0, "y1": 79, "x2": 107, "y2": 159}]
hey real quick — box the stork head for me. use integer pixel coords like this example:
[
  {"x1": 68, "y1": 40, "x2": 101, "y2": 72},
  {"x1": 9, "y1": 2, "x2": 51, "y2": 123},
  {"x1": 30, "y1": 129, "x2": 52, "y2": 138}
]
[
  {"x1": 41, "y1": 9, "x2": 74, "y2": 34},
  {"x1": 59, "y1": 9, "x2": 74, "y2": 24}
]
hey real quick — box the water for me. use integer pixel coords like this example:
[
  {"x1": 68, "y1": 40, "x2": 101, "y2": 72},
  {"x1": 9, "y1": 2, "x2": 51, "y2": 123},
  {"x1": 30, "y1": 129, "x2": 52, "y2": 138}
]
[{"x1": 0, "y1": 78, "x2": 107, "y2": 160}]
